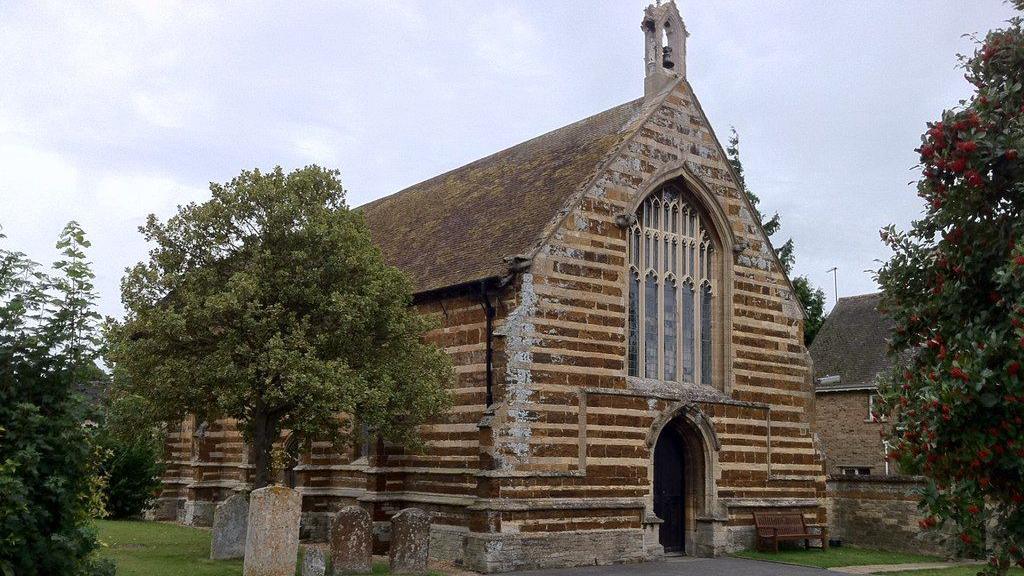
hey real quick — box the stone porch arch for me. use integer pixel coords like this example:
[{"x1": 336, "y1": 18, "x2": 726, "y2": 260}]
[{"x1": 644, "y1": 401, "x2": 724, "y2": 556}]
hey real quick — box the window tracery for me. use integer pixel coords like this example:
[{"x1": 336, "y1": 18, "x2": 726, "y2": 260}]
[{"x1": 627, "y1": 181, "x2": 716, "y2": 385}]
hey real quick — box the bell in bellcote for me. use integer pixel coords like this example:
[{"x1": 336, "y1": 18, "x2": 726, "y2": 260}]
[{"x1": 662, "y1": 46, "x2": 675, "y2": 70}]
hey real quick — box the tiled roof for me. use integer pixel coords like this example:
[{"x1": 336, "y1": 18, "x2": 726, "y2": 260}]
[
  {"x1": 359, "y1": 97, "x2": 653, "y2": 294},
  {"x1": 810, "y1": 292, "x2": 893, "y2": 391}
]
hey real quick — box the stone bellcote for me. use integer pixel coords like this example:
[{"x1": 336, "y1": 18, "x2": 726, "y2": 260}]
[{"x1": 642, "y1": 0, "x2": 688, "y2": 98}]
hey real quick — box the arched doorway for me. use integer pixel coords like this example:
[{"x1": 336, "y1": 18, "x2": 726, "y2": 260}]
[
  {"x1": 650, "y1": 412, "x2": 710, "y2": 555},
  {"x1": 654, "y1": 424, "x2": 686, "y2": 552},
  {"x1": 280, "y1": 434, "x2": 300, "y2": 489}
]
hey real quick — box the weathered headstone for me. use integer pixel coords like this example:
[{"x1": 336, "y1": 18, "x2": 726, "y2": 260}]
[
  {"x1": 388, "y1": 508, "x2": 431, "y2": 574},
  {"x1": 243, "y1": 485, "x2": 302, "y2": 576},
  {"x1": 301, "y1": 545, "x2": 327, "y2": 576},
  {"x1": 210, "y1": 492, "x2": 249, "y2": 560},
  {"x1": 330, "y1": 506, "x2": 372, "y2": 574}
]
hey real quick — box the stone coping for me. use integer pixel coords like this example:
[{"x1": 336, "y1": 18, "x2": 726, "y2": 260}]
[
  {"x1": 826, "y1": 474, "x2": 926, "y2": 484},
  {"x1": 618, "y1": 380, "x2": 770, "y2": 409}
]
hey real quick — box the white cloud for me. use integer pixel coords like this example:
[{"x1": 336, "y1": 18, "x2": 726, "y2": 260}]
[
  {"x1": 291, "y1": 126, "x2": 354, "y2": 168},
  {"x1": 469, "y1": 5, "x2": 550, "y2": 77},
  {"x1": 0, "y1": 143, "x2": 82, "y2": 228},
  {"x1": 131, "y1": 89, "x2": 207, "y2": 130},
  {"x1": 94, "y1": 172, "x2": 209, "y2": 224}
]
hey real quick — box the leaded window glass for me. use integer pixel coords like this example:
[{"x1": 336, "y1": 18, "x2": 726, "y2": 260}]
[
  {"x1": 626, "y1": 181, "x2": 716, "y2": 386},
  {"x1": 663, "y1": 281, "x2": 677, "y2": 381},
  {"x1": 682, "y1": 280, "x2": 695, "y2": 381},
  {"x1": 644, "y1": 273, "x2": 659, "y2": 378},
  {"x1": 701, "y1": 281, "x2": 713, "y2": 385},
  {"x1": 628, "y1": 272, "x2": 640, "y2": 376}
]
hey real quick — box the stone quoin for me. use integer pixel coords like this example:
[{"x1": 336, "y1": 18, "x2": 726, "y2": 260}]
[{"x1": 153, "y1": 1, "x2": 827, "y2": 571}]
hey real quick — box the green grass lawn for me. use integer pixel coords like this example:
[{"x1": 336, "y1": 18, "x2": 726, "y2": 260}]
[
  {"x1": 733, "y1": 545, "x2": 942, "y2": 568},
  {"x1": 95, "y1": 520, "x2": 441, "y2": 576},
  {"x1": 96, "y1": 519, "x2": 243, "y2": 576}
]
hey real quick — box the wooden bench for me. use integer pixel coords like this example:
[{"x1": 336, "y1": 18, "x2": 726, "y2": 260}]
[{"x1": 753, "y1": 511, "x2": 828, "y2": 552}]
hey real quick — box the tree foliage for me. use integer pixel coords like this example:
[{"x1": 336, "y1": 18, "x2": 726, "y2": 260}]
[
  {"x1": 793, "y1": 276, "x2": 826, "y2": 345},
  {"x1": 95, "y1": 393, "x2": 164, "y2": 519},
  {"x1": 876, "y1": 7, "x2": 1024, "y2": 571},
  {"x1": 0, "y1": 223, "x2": 113, "y2": 576},
  {"x1": 727, "y1": 129, "x2": 825, "y2": 345},
  {"x1": 107, "y1": 165, "x2": 453, "y2": 489}
]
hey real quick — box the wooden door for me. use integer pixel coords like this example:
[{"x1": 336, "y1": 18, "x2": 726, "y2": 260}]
[{"x1": 653, "y1": 429, "x2": 686, "y2": 553}]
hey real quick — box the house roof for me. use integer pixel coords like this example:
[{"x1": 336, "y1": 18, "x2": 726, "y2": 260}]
[
  {"x1": 810, "y1": 292, "x2": 893, "y2": 392},
  {"x1": 358, "y1": 97, "x2": 653, "y2": 294}
]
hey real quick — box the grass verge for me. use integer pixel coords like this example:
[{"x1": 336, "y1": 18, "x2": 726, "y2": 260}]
[
  {"x1": 96, "y1": 520, "x2": 443, "y2": 576},
  {"x1": 96, "y1": 519, "x2": 243, "y2": 576},
  {"x1": 733, "y1": 546, "x2": 941, "y2": 568}
]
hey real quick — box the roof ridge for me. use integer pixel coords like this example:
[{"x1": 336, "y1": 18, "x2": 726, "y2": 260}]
[{"x1": 838, "y1": 291, "x2": 882, "y2": 301}]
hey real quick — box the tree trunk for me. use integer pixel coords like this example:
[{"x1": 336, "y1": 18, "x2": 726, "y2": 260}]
[{"x1": 251, "y1": 406, "x2": 278, "y2": 490}]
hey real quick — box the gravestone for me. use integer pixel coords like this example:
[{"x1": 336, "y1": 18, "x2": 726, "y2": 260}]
[
  {"x1": 243, "y1": 485, "x2": 302, "y2": 576},
  {"x1": 301, "y1": 545, "x2": 327, "y2": 576},
  {"x1": 388, "y1": 508, "x2": 431, "y2": 574},
  {"x1": 330, "y1": 506, "x2": 372, "y2": 574},
  {"x1": 210, "y1": 492, "x2": 249, "y2": 560}
]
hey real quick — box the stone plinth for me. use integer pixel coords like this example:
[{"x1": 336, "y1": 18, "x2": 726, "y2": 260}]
[
  {"x1": 330, "y1": 506, "x2": 372, "y2": 574},
  {"x1": 211, "y1": 492, "x2": 249, "y2": 560},
  {"x1": 243, "y1": 485, "x2": 301, "y2": 576},
  {"x1": 388, "y1": 508, "x2": 431, "y2": 574}
]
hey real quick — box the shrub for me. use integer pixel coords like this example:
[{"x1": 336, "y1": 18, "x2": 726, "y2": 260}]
[{"x1": 97, "y1": 432, "x2": 164, "y2": 519}]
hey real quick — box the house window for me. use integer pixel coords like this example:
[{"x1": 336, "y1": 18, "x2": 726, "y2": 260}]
[
  {"x1": 868, "y1": 394, "x2": 887, "y2": 422},
  {"x1": 627, "y1": 181, "x2": 716, "y2": 385},
  {"x1": 839, "y1": 466, "x2": 871, "y2": 476}
]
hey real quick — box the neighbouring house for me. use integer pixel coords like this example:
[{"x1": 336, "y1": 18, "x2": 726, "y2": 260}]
[
  {"x1": 153, "y1": 2, "x2": 826, "y2": 571},
  {"x1": 811, "y1": 293, "x2": 954, "y2": 555},
  {"x1": 810, "y1": 292, "x2": 895, "y2": 477}
]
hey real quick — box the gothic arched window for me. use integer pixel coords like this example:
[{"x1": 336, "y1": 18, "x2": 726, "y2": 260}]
[{"x1": 627, "y1": 181, "x2": 716, "y2": 386}]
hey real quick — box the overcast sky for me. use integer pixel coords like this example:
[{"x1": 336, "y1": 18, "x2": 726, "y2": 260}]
[{"x1": 1, "y1": 1, "x2": 1017, "y2": 319}]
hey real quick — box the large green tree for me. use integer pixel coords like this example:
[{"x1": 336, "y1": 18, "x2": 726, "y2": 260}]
[
  {"x1": 727, "y1": 129, "x2": 827, "y2": 345},
  {"x1": 0, "y1": 222, "x2": 112, "y2": 576},
  {"x1": 107, "y1": 165, "x2": 452, "y2": 489},
  {"x1": 876, "y1": 4, "x2": 1024, "y2": 572}
]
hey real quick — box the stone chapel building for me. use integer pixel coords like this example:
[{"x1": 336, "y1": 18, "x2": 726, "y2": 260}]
[{"x1": 154, "y1": 2, "x2": 826, "y2": 571}]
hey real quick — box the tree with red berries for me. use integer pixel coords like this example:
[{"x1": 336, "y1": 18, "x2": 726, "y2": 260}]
[{"x1": 877, "y1": 3, "x2": 1024, "y2": 572}]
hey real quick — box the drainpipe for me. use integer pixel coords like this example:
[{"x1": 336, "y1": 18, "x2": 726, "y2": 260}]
[{"x1": 478, "y1": 281, "x2": 496, "y2": 407}]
